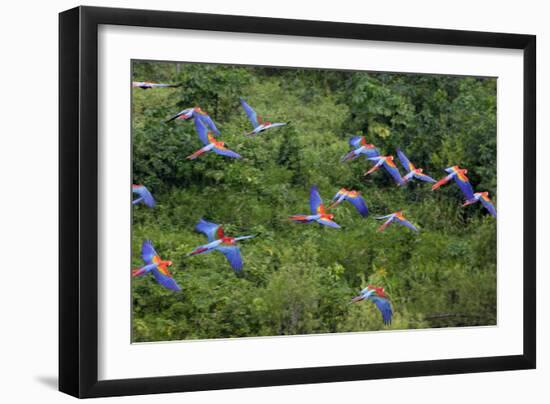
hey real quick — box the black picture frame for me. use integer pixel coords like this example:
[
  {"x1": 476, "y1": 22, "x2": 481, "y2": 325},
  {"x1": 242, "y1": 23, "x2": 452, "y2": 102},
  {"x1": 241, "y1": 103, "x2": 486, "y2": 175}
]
[{"x1": 59, "y1": 5, "x2": 536, "y2": 398}]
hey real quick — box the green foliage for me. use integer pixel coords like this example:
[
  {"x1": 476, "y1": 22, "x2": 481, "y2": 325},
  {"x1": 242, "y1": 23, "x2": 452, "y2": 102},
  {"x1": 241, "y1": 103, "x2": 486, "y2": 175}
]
[{"x1": 131, "y1": 61, "x2": 497, "y2": 342}]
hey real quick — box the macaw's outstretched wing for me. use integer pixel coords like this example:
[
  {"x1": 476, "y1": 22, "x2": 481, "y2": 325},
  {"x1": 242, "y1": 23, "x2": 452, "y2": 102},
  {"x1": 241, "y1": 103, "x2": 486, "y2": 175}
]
[
  {"x1": 414, "y1": 172, "x2": 436, "y2": 183},
  {"x1": 217, "y1": 246, "x2": 243, "y2": 274},
  {"x1": 432, "y1": 173, "x2": 454, "y2": 190},
  {"x1": 330, "y1": 189, "x2": 345, "y2": 204},
  {"x1": 317, "y1": 218, "x2": 341, "y2": 229},
  {"x1": 212, "y1": 145, "x2": 242, "y2": 159},
  {"x1": 194, "y1": 118, "x2": 210, "y2": 145},
  {"x1": 195, "y1": 218, "x2": 223, "y2": 242},
  {"x1": 395, "y1": 217, "x2": 419, "y2": 232},
  {"x1": 382, "y1": 161, "x2": 405, "y2": 185},
  {"x1": 377, "y1": 216, "x2": 394, "y2": 232},
  {"x1": 152, "y1": 267, "x2": 181, "y2": 292},
  {"x1": 240, "y1": 98, "x2": 260, "y2": 128},
  {"x1": 341, "y1": 150, "x2": 359, "y2": 162},
  {"x1": 309, "y1": 186, "x2": 324, "y2": 215},
  {"x1": 454, "y1": 176, "x2": 475, "y2": 201},
  {"x1": 349, "y1": 136, "x2": 365, "y2": 148},
  {"x1": 289, "y1": 215, "x2": 312, "y2": 223},
  {"x1": 132, "y1": 185, "x2": 155, "y2": 207},
  {"x1": 365, "y1": 157, "x2": 384, "y2": 175},
  {"x1": 347, "y1": 194, "x2": 369, "y2": 217},
  {"x1": 141, "y1": 240, "x2": 158, "y2": 264},
  {"x1": 266, "y1": 122, "x2": 287, "y2": 129},
  {"x1": 132, "y1": 185, "x2": 155, "y2": 208},
  {"x1": 480, "y1": 195, "x2": 497, "y2": 217},
  {"x1": 197, "y1": 114, "x2": 221, "y2": 135},
  {"x1": 396, "y1": 148, "x2": 414, "y2": 173},
  {"x1": 370, "y1": 296, "x2": 393, "y2": 325}
]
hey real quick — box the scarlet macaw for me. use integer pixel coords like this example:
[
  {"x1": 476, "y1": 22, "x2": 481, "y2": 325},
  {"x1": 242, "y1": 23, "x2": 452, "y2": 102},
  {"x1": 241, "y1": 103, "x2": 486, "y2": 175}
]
[
  {"x1": 432, "y1": 165, "x2": 475, "y2": 200},
  {"x1": 463, "y1": 192, "x2": 497, "y2": 217},
  {"x1": 132, "y1": 184, "x2": 155, "y2": 208},
  {"x1": 165, "y1": 106, "x2": 221, "y2": 135},
  {"x1": 396, "y1": 148, "x2": 436, "y2": 184},
  {"x1": 132, "y1": 240, "x2": 181, "y2": 291},
  {"x1": 289, "y1": 186, "x2": 341, "y2": 228},
  {"x1": 240, "y1": 97, "x2": 288, "y2": 136},
  {"x1": 132, "y1": 81, "x2": 180, "y2": 89},
  {"x1": 187, "y1": 219, "x2": 255, "y2": 274},
  {"x1": 341, "y1": 136, "x2": 379, "y2": 162},
  {"x1": 186, "y1": 119, "x2": 241, "y2": 160},
  {"x1": 350, "y1": 285, "x2": 393, "y2": 325},
  {"x1": 328, "y1": 188, "x2": 369, "y2": 217},
  {"x1": 365, "y1": 155, "x2": 405, "y2": 185},
  {"x1": 376, "y1": 210, "x2": 418, "y2": 232}
]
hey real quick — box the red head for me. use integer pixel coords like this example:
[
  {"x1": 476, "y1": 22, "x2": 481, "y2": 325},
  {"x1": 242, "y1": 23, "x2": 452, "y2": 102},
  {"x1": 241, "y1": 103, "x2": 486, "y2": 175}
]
[{"x1": 160, "y1": 260, "x2": 172, "y2": 267}]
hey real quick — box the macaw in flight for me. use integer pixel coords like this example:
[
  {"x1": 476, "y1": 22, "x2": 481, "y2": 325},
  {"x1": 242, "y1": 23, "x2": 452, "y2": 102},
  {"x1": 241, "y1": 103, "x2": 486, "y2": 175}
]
[
  {"x1": 341, "y1": 136, "x2": 379, "y2": 162},
  {"x1": 376, "y1": 210, "x2": 419, "y2": 232},
  {"x1": 396, "y1": 148, "x2": 436, "y2": 184},
  {"x1": 132, "y1": 184, "x2": 155, "y2": 208},
  {"x1": 132, "y1": 81, "x2": 181, "y2": 89},
  {"x1": 463, "y1": 192, "x2": 497, "y2": 217},
  {"x1": 240, "y1": 97, "x2": 289, "y2": 136},
  {"x1": 432, "y1": 165, "x2": 475, "y2": 200},
  {"x1": 350, "y1": 285, "x2": 393, "y2": 325},
  {"x1": 289, "y1": 186, "x2": 341, "y2": 228},
  {"x1": 187, "y1": 219, "x2": 255, "y2": 274},
  {"x1": 328, "y1": 188, "x2": 369, "y2": 217},
  {"x1": 365, "y1": 155, "x2": 405, "y2": 186},
  {"x1": 132, "y1": 240, "x2": 181, "y2": 292},
  {"x1": 165, "y1": 106, "x2": 221, "y2": 135},
  {"x1": 186, "y1": 119, "x2": 242, "y2": 160}
]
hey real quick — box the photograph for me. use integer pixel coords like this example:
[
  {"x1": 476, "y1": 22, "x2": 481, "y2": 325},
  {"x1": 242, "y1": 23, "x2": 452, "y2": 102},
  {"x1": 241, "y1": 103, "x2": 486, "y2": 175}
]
[{"x1": 130, "y1": 60, "x2": 497, "y2": 343}]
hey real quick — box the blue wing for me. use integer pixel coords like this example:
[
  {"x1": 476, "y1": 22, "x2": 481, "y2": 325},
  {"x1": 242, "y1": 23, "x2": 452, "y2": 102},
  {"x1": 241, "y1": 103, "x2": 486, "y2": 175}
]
[
  {"x1": 141, "y1": 240, "x2": 158, "y2": 264},
  {"x1": 198, "y1": 114, "x2": 221, "y2": 135},
  {"x1": 480, "y1": 196, "x2": 497, "y2": 217},
  {"x1": 212, "y1": 145, "x2": 242, "y2": 158},
  {"x1": 370, "y1": 296, "x2": 393, "y2": 325},
  {"x1": 195, "y1": 218, "x2": 221, "y2": 242},
  {"x1": 346, "y1": 195, "x2": 369, "y2": 217},
  {"x1": 396, "y1": 148, "x2": 414, "y2": 173},
  {"x1": 382, "y1": 161, "x2": 405, "y2": 185},
  {"x1": 454, "y1": 177, "x2": 475, "y2": 200},
  {"x1": 194, "y1": 118, "x2": 210, "y2": 145},
  {"x1": 133, "y1": 185, "x2": 155, "y2": 207},
  {"x1": 309, "y1": 186, "x2": 323, "y2": 215},
  {"x1": 240, "y1": 98, "x2": 260, "y2": 128},
  {"x1": 152, "y1": 268, "x2": 182, "y2": 291},
  {"x1": 414, "y1": 172, "x2": 436, "y2": 183},
  {"x1": 317, "y1": 218, "x2": 341, "y2": 228},
  {"x1": 395, "y1": 217, "x2": 419, "y2": 231},
  {"x1": 217, "y1": 246, "x2": 243, "y2": 273}
]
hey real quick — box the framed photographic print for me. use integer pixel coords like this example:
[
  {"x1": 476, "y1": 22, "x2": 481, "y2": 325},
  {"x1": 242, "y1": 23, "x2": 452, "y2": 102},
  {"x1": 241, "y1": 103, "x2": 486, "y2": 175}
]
[{"x1": 59, "y1": 6, "x2": 536, "y2": 398}]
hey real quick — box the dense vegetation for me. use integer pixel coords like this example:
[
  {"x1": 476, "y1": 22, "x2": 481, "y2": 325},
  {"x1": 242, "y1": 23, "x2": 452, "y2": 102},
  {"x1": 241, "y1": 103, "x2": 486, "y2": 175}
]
[{"x1": 131, "y1": 61, "x2": 497, "y2": 342}]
